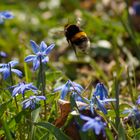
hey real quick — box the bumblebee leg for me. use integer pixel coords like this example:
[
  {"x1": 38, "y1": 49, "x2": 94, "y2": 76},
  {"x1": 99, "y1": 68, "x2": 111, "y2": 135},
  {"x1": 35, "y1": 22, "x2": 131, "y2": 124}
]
[{"x1": 71, "y1": 45, "x2": 79, "y2": 58}]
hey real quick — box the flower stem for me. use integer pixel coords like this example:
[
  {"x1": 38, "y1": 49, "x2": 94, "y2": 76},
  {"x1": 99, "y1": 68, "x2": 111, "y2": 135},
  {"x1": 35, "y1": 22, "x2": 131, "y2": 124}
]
[
  {"x1": 9, "y1": 64, "x2": 18, "y2": 111},
  {"x1": 114, "y1": 73, "x2": 120, "y2": 130},
  {"x1": 39, "y1": 57, "x2": 46, "y2": 119}
]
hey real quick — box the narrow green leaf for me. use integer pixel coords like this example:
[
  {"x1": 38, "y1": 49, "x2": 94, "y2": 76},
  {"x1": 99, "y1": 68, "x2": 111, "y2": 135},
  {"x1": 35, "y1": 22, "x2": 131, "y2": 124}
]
[
  {"x1": 118, "y1": 122, "x2": 126, "y2": 140},
  {"x1": 1, "y1": 119, "x2": 13, "y2": 140},
  {"x1": 105, "y1": 128, "x2": 114, "y2": 140},
  {"x1": 31, "y1": 108, "x2": 41, "y2": 140},
  {"x1": 35, "y1": 122, "x2": 71, "y2": 140}
]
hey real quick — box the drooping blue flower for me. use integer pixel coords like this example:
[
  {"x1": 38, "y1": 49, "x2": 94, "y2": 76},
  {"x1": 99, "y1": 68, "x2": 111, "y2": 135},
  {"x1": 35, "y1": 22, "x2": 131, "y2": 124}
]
[
  {"x1": 0, "y1": 11, "x2": 14, "y2": 24},
  {"x1": 24, "y1": 40, "x2": 55, "y2": 71},
  {"x1": 54, "y1": 80, "x2": 84, "y2": 100},
  {"x1": 87, "y1": 83, "x2": 116, "y2": 114},
  {"x1": 123, "y1": 107, "x2": 140, "y2": 128},
  {"x1": 11, "y1": 82, "x2": 38, "y2": 97},
  {"x1": 93, "y1": 83, "x2": 108, "y2": 100},
  {"x1": 0, "y1": 60, "x2": 22, "y2": 80},
  {"x1": 22, "y1": 95, "x2": 46, "y2": 109},
  {"x1": 0, "y1": 51, "x2": 7, "y2": 58},
  {"x1": 80, "y1": 115, "x2": 106, "y2": 137}
]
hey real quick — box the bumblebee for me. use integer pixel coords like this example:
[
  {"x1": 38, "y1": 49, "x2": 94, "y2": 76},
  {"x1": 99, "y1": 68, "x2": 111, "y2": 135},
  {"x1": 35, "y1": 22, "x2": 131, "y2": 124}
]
[{"x1": 64, "y1": 23, "x2": 90, "y2": 55}]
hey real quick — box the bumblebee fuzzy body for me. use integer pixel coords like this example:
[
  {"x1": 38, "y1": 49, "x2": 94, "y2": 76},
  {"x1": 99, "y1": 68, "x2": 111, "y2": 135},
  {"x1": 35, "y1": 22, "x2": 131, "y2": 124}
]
[{"x1": 64, "y1": 24, "x2": 90, "y2": 52}]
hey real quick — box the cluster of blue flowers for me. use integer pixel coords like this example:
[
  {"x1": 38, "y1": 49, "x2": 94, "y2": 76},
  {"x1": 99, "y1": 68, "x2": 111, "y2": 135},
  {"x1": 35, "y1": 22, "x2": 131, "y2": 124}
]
[
  {"x1": 0, "y1": 39, "x2": 54, "y2": 109},
  {"x1": 54, "y1": 80, "x2": 84, "y2": 100},
  {"x1": 0, "y1": 10, "x2": 116, "y2": 138},
  {"x1": 54, "y1": 80, "x2": 116, "y2": 136}
]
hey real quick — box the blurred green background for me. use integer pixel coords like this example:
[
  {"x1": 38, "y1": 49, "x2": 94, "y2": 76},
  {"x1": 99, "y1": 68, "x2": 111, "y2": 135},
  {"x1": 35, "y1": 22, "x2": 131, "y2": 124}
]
[{"x1": 1, "y1": 0, "x2": 140, "y2": 89}]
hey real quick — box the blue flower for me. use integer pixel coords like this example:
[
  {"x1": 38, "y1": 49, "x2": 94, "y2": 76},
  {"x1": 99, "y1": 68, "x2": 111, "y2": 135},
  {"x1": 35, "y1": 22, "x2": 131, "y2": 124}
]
[
  {"x1": 80, "y1": 115, "x2": 106, "y2": 137},
  {"x1": 133, "y1": 2, "x2": 140, "y2": 16},
  {"x1": 0, "y1": 60, "x2": 22, "y2": 80},
  {"x1": 22, "y1": 95, "x2": 46, "y2": 109},
  {"x1": 11, "y1": 82, "x2": 38, "y2": 97},
  {"x1": 93, "y1": 83, "x2": 108, "y2": 100},
  {"x1": 123, "y1": 107, "x2": 140, "y2": 128},
  {"x1": 25, "y1": 40, "x2": 55, "y2": 71},
  {"x1": 0, "y1": 11, "x2": 14, "y2": 24},
  {"x1": 0, "y1": 51, "x2": 7, "y2": 58},
  {"x1": 87, "y1": 83, "x2": 116, "y2": 114},
  {"x1": 54, "y1": 80, "x2": 84, "y2": 100}
]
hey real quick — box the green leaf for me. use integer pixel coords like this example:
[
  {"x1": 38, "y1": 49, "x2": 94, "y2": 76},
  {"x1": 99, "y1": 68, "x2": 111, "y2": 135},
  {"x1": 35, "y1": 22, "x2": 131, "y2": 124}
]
[
  {"x1": 0, "y1": 99, "x2": 12, "y2": 118},
  {"x1": 35, "y1": 122, "x2": 71, "y2": 140},
  {"x1": 105, "y1": 128, "x2": 114, "y2": 140},
  {"x1": 31, "y1": 108, "x2": 41, "y2": 140},
  {"x1": 1, "y1": 119, "x2": 13, "y2": 140},
  {"x1": 45, "y1": 71, "x2": 62, "y2": 82},
  {"x1": 70, "y1": 94, "x2": 78, "y2": 110},
  {"x1": 118, "y1": 122, "x2": 126, "y2": 140}
]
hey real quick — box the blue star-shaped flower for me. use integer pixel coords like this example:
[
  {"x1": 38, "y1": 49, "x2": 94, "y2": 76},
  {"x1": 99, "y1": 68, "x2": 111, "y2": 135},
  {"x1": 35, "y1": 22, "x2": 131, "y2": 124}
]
[
  {"x1": 80, "y1": 115, "x2": 106, "y2": 137},
  {"x1": 0, "y1": 11, "x2": 14, "y2": 24},
  {"x1": 54, "y1": 80, "x2": 84, "y2": 100},
  {"x1": 22, "y1": 95, "x2": 46, "y2": 109},
  {"x1": 11, "y1": 82, "x2": 38, "y2": 97},
  {"x1": 25, "y1": 40, "x2": 55, "y2": 71},
  {"x1": 0, "y1": 60, "x2": 22, "y2": 80}
]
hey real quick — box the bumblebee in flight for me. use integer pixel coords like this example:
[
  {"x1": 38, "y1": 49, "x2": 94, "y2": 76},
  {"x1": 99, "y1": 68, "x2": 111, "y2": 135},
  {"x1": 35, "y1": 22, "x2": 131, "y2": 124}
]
[{"x1": 64, "y1": 23, "x2": 90, "y2": 55}]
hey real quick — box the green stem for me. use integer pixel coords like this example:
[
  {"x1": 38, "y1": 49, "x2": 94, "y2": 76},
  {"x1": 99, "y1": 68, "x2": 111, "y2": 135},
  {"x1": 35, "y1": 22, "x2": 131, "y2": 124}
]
[
  {"x1": 28, "y1": 111, "x2": 32, "y2": 140},
  {"x1": 114, "y1": 73, "x2": 120, "y2": 130},
  {"x1": 9, "y1": 64, "x2": 18, "y2": 111},
  {"x1": 127, "y1": 67, "x2": 135, "y2": 104},
  {"x1": 39, "y1": 57, "x2": 47, "y2": 119},
  {"x1": 70, "y1": 81, "x2": 90, "y2": 104}
]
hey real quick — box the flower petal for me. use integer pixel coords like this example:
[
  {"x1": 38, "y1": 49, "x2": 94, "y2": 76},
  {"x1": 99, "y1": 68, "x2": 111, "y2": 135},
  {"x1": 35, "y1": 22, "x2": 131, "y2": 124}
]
[
  {"x1": 60, "y1": 82, "x2": 70, "y2": 99},
  {"x1": 9, "y1": 60, "x2": 18, "y2": 67},
  {"x1": 73, "y1": 82, "x2": 84, "y2": 91},
  {"x1": 12, "y1": 86, "x2": 21, "y2": 96},
  {"x1": 30, "y1": 40, "x2": 39, "y2": 54},
  {"x1": 96, "y1": 98, "x2": 107, "y2": 114},
  {"x1": 11, "y1": 69, "x2": 23, "y2": 77},
  {"x1": 33, "y1": 58, "x2": 40, "y2": 71},
  {"x1": 82, "y1": 121, "x2": 95, "y2": 131},
  {"x1": 36, "y1": 96, "x2": 46, "y2": 100},
  {"x1": 24, "y1": 55, "x2": 35, "y2": 62},
  {"x1": 40, "y1": 41, "x2": 47, "y2": 52},
  {"x1": 3, "y1": 68, "x2": 10, "y2": 79},
  {"x1": 53, "y1": 85, "x2": 64, "y2": 92},
  {"x1": 80, "y1": 115, "x2": 93, "y2": 121},
  {"x1": 0, "y1": 63, "x2": 5, "y2": 67},
  {"x1": 23, "y1": 100, "x2": 31, "y2": 109},
  {"x1": 45, "y1": 43, "x2": 55, "y2": 55}
]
